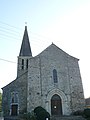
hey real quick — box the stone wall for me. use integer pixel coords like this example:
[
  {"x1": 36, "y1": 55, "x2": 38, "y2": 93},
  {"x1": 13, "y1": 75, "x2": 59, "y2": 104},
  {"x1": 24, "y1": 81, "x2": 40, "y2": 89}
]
[
  {"x1": 27, "y1": 56, "x2": 42, "y2": 112},
  {"x1": 68, "y1": 56, "x2": 85, "y2": 112},
  {"x1": 38, "y1": 45, "x2": 71, "y2": 115},
  {"x1": 2, "y1": 72, "x2": 28, "y2": 117},
  {"x1": 27, "y1": 44, "x2": 85, "y2": 115},
  {"x1": 2, "y1": 44, "x2": 85, "y2": 117}
]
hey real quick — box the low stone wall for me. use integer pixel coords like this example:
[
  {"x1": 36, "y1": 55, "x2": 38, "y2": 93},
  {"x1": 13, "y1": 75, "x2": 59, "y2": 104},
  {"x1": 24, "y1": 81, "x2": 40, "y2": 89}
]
[
  {"x1": 51, "y1": 116, "x2": 86, "y2": 120},
  {"x1": 3, "y1": 115, "x2": 87, "y2": 120}
]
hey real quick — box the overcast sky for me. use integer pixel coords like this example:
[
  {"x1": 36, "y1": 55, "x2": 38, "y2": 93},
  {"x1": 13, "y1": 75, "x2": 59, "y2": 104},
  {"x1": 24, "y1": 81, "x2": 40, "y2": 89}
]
[{"x1": 0, "y1": 0, "x2": 90, "y2": 98}]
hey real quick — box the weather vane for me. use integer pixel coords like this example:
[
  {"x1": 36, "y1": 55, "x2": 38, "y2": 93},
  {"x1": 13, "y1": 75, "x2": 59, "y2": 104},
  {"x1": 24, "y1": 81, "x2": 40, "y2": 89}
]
[{"x1": 25, "y1": 22, "x2": 27, "y2": 26}]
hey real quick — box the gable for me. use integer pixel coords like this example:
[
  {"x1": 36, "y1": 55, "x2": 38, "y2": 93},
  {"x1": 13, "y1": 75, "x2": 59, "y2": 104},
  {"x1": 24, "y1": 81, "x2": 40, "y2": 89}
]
[{"x1": 37, "y1": 43, "x2": 78, "y2": 63}]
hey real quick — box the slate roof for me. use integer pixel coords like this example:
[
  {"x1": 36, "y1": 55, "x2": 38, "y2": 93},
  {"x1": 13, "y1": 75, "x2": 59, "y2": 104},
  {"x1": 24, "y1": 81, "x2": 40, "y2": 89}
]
[
  {"x1": 86, "y1": 97, "x2": 90, "y2": 105},
  {"x1": 19, "y1": 26, "x2": 32, "y2": 56}
]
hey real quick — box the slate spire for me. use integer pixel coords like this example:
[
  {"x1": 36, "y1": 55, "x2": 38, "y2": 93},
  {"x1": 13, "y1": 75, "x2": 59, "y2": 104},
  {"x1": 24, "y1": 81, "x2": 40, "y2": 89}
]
[{"x1": 19, "y1": 26, "x2": 32, "y2": 56}]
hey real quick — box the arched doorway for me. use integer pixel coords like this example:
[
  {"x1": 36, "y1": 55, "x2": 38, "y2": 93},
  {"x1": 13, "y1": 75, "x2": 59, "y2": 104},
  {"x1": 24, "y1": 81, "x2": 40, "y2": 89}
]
[{"x1": 51, "y1": 94, "x2": 62, "y2": 116}]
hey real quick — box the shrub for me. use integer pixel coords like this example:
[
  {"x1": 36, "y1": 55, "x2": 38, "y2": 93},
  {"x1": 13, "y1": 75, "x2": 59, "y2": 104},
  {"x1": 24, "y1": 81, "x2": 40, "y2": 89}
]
[
  {"x1": 34, "y1": 106, "x2": 46, "y2": 114},
  {"x1": 73, "y1": 110, "x2": 84, "y2": 116},
  {"x1": 34, "y1": 106, "x2": 50, "y2": 120},
  {"x1": 84, "y1": 108, "x2": 90, "y2": 118},
  {"x1": 87, "y1": 118, "x2": 90, "y2": 120}
]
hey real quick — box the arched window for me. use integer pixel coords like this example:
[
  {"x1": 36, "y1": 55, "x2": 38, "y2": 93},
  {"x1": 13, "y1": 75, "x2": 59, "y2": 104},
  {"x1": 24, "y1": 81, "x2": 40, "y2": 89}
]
[{"x1": 53, "y1": 69, "x2": 58, "y2": 83}]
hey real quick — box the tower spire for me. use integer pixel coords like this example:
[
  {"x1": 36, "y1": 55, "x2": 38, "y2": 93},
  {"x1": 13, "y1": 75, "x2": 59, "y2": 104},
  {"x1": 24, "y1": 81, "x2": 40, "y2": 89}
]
[{"x1": 19, "y1": 26, "x2": 32, "y2": 56}]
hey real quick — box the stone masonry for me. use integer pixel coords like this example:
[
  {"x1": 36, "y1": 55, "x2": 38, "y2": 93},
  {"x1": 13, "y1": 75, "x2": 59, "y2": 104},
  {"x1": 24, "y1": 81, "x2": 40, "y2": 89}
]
[
  {"x1": 2, "y1": 26, "x2": 85, "y2": 117},
  {"x1": 27, "y1": 44, "x2": 85, "y2": 115}
]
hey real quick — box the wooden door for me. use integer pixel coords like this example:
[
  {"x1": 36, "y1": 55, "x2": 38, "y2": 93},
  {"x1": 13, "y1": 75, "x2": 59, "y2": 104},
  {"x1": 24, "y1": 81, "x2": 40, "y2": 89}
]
[
  {"x1": 51, "y1": 94, "x2": 62, "y2": 115},
  {"x1": 11, "y1": 104, "x2": 18, "y2": 116}
]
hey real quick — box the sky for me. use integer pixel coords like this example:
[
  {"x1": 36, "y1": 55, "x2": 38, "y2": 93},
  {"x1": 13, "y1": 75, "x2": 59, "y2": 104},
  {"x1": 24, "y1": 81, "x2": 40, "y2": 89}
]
[{"x1": 0, "y1": 0, "x2": 90, "y2": 98}]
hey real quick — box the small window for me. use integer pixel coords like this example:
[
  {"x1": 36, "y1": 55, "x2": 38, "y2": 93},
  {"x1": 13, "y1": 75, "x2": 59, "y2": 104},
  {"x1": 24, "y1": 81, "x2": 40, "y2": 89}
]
[
  {"x1": 26, "y1": 59, "x2": 28, "y2": 69},
  {"x1": 22, "y1": 59, "x2": 24, "y2": 69},
  {"x1": 53, "y1": 69, "x2": 58, "y2": 83}
]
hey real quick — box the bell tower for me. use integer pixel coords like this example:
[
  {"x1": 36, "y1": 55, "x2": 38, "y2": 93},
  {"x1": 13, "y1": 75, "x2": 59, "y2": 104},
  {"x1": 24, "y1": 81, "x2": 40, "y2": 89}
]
[{"x1": 17, "y1": 26, "x2": 32, "y2": 77}]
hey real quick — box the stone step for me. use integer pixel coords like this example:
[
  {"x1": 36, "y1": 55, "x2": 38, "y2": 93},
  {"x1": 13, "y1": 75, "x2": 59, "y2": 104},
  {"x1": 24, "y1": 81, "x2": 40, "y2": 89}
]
[{"x1": 51, "y1": 116, "x2": 86, "y2": 120}]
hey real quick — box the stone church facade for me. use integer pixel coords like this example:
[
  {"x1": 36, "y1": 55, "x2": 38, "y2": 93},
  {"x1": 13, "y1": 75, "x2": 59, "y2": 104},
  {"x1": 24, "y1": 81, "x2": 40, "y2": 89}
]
[{"x1": 2, "y1": 26, "x2": 85, "y2": 117}]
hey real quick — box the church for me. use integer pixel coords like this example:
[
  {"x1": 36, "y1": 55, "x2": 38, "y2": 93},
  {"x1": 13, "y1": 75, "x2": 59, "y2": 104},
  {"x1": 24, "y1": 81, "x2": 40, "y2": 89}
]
[{"x1": 2, "y1": 26, "x2": 85, "y2": 117}]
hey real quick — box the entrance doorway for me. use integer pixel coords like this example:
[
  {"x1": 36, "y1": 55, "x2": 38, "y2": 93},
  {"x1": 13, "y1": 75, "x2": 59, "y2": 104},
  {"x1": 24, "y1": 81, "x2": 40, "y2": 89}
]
[
  {"x1": 51, "y1": 94, "x2": 62, "y2": 116},
  {"x1": 11, "y1": 104, "x2": 18, "y2": 116}
]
